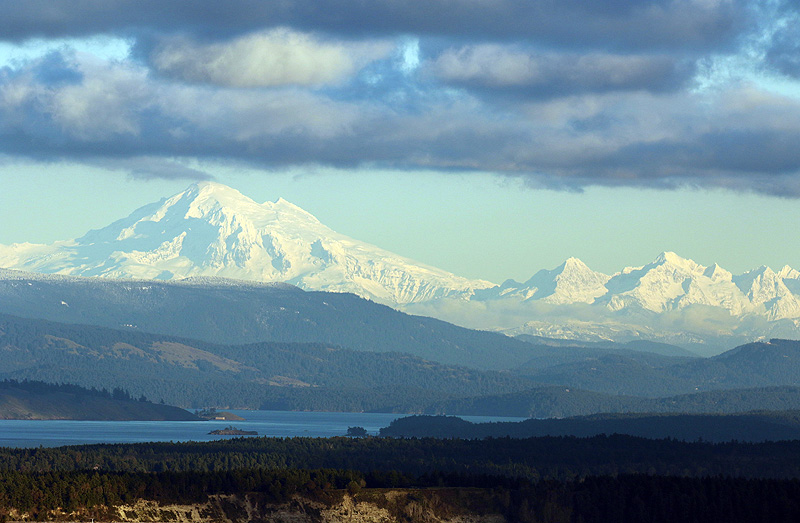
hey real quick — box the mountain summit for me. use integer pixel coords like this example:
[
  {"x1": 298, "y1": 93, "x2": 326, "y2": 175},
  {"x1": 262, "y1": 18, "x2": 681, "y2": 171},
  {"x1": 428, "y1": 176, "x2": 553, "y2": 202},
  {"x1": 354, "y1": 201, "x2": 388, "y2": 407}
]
[
  {"x1": 0, "y1": 182, "x2": 492, "y2": 305},
  {"x1": 474, "y1": 257, "x2": 610, "y2": 304}
]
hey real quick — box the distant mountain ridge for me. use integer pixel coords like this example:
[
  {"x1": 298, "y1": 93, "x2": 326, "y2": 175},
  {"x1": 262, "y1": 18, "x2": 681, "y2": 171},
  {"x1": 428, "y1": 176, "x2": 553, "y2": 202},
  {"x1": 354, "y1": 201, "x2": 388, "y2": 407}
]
[{"x1": 475, "y1": 257, "x2": 610, "y2": 304}]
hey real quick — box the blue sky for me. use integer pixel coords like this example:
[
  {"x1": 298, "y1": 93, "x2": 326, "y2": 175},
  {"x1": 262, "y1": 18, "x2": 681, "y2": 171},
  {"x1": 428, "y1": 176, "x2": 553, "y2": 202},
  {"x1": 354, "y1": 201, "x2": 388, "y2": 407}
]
[{"x1": 1, "y1": 0, "x2": 800, "y2": 282}]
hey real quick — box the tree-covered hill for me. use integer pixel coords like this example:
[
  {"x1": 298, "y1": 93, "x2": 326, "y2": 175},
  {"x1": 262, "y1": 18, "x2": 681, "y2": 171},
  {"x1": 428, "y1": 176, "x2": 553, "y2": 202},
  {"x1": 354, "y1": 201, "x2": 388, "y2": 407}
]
[
  {"x1": 380, "y1": 411, "x2": 800, "y2": 442},
  {"x1": 0, "y1": 380, "x2": 198, "y2": 420},
  {"x1": 0, "y1": 312, "x2": 531, "y2": 409}
]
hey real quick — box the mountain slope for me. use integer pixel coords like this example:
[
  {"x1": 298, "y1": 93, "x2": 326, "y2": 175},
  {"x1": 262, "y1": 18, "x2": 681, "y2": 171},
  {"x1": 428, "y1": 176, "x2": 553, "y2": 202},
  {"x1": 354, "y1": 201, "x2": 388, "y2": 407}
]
[
  {"x1": 0, "y1": 182, "x2": 492, "y2": 306},
  {"x1": 0, "y1": 268, "x2": 537, "y2": 370},
  {"x1": 0, "y1": 312, "x2": 533, "y2": 409}
]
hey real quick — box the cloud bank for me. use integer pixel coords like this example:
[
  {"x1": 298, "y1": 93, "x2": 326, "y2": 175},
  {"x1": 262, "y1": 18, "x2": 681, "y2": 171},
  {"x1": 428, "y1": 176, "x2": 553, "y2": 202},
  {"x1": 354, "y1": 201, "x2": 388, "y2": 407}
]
[{"x1": 1, "y1": 0, "x2": 800, "y2": 194}]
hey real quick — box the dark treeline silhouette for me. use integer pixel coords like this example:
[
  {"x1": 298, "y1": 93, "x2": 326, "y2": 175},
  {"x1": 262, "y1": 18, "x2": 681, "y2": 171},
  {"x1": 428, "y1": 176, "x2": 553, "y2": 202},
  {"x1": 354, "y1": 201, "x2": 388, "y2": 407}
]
[
  {"x1": 0, "y1": 379, "x2": 141, "y2": 402},
  {"x1": 2, "y1": 436, "x2": 800, "y2": 521},
  {"x1": 1, "y1": 468, "x2": 800, "y2": 522},
  {"x1": 379, "y1": 411, "x2": 800, "y2": 442},
  {"x1": 4, "y1": 434, "x2": 800, "y2": 480}
]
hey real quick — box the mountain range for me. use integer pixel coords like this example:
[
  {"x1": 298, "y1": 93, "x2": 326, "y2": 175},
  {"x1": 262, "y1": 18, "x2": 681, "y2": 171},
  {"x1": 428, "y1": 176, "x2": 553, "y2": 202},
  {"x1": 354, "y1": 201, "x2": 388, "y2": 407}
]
[{"x1": 2, "y1": 181, "x2": 800, "y2": 350}]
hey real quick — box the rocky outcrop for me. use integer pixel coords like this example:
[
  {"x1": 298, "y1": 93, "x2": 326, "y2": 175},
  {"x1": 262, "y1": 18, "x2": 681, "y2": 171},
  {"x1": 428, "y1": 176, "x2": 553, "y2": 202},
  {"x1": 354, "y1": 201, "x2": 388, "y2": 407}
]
[{"x1": 22, "y1": 491, "x2": 507, "y2": 523}]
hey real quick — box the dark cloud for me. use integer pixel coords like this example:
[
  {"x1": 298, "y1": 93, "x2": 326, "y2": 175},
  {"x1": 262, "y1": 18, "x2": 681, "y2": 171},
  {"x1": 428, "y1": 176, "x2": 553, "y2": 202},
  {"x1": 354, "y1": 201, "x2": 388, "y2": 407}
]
[
  {"x1": 765, "y1": 22, "x2": 800, "y2": 78},
  {"x1": 0, "y1": 0, "x2": 751, "y2": 52},
  {"x1": 3, "y1": 51, "x2": 800, "y2": 196},
  {"x1": 608, "y1": 130, "x2": 800, "y2": 177},
  {"x1": 2, "y1": 1, "x2": 800, "y2": 198}
]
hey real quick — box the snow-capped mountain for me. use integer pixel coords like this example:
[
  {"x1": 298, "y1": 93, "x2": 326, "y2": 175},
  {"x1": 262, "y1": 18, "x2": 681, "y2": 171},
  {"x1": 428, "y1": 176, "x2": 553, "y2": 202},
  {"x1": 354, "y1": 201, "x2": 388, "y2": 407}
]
[
  {"x1": 475, "y1": 251, "x2": 800, "y2": 321},
  {"x1": 466, "y1": 252, "x2": 800, "y2": 352},
  {"x1": 596, "y1": 252, "x2": 757, "y2": 316},
  {"x1": 733, "y1": 266, "x2": 800, "y2": 321},
  {"x1": 474, "y1": 257, "x2": 610, "y2": 304},
  {"x1": 0, "y1": 182, "x2": 492, "y2": 305}
]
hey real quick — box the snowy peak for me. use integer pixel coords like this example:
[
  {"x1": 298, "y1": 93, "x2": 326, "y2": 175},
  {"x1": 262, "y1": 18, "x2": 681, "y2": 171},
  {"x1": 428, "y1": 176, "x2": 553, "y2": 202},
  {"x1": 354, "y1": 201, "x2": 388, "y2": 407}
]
[
  {"x1": 165, "y1": 182, "x2": 321, "y2": 228},
  {"x1": 650, "y1": 251, "x2": 705, "y2": 275},
  {"x1": 475, "y1": 257, "x2": 609, "y2": 304},
  {"x1": 542, "y1": 257, "x2": 610, "y2": 304},
  {"x1": 479, "y1": 252, "x2": 799, "y2": 320},
  {"x1": 703, "y1": 263, "x2": 733, "y2": 282},
  {"x1": 733, "y1": 266, "x2": 800, "y2": 320},
  {"x1": 779, "y1": 265, "x2": 800, "y2": 280},
  {"x1": 601, "y1": 253, "x2": 756, "y2": 315},
  {"x1": 0, "y1": 182, "x2": 492, "y2": 305}
]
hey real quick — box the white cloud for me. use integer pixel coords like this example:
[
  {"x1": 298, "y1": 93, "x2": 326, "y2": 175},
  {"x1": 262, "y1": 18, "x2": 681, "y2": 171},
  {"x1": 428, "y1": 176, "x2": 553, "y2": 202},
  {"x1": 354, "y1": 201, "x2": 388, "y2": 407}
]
[
  {"x1": 150, "y1": 28, "x2": 392, "y2": 88},
  {"x1": 48, "y1": 57, "x2": 148, "y2": 140},
  {"x1": 432, "y1": 44, "x2": 689, "y2": 94}
]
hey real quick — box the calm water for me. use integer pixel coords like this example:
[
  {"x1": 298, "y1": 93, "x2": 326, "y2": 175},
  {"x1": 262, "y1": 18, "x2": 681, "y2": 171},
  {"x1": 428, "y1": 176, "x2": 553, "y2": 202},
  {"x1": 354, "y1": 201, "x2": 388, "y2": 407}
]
[{"x1": 0, "y1": 410, "x2": 526, "y2": 448}]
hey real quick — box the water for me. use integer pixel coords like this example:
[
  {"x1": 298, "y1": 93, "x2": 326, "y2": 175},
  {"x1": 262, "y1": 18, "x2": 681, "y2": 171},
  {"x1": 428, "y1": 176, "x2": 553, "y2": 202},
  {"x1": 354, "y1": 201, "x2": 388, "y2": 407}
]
[{"x1": 0, "y1": 410, "x2": 526, "y2": 448}]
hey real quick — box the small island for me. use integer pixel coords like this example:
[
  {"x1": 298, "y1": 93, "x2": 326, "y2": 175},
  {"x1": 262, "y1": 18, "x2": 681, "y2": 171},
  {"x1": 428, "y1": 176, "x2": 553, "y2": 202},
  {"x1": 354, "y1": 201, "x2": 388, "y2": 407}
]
[
  {"x1": 196, "y1": 407, "x2": 246, "y2": 421},
  {"x1": 208, "y1": 426, "x2": 258, "y2": 436}
]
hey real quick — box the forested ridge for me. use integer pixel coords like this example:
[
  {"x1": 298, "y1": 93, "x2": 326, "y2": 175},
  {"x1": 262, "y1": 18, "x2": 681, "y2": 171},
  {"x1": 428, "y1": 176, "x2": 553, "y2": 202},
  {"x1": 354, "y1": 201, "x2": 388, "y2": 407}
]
[
  {"x1": 0, "y1": 278, "x2": 540, "y2": 369},
  {"x1": 2, "y1": 436, "x2": 800, "y2": 522},
  {"x1": 2, "y1": 469, "x2": 800, "y2": 523},
  {"x1": 516, "y1": 339, "x2": 800, "y2": 397}
]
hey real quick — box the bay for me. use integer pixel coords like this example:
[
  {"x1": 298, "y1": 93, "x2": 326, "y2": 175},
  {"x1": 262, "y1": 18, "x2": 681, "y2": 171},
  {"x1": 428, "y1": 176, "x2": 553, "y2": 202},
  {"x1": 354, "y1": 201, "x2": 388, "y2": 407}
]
[{"x1": 0, "y1": 410, "x2": 526, "y2": 448}]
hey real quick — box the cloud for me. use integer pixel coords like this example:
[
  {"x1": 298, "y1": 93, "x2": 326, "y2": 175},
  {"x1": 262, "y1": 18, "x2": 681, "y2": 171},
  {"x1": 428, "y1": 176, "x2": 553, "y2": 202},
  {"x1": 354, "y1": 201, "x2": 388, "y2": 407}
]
[
  {"x1": 92, "y1": 157, "x2": 215, "y2": 181},
  {"x1": 3, "y1": 50, "x2": 800, "y2": 196},
  {"x1": 765, "y1": 21, "x2": 800, "y2": 78},
  {"x1": 149, "y1": 29, "x2": 391, "y2": 87},
  {"x1": 0, "y1": 0, "x2": 752, "y2": 52},
  {"x1": 431, "y1": 45, "x2": 693, "y2": 97},
  {"x1": 1, "y1": 1, "x2": 800, "y2": 197}
]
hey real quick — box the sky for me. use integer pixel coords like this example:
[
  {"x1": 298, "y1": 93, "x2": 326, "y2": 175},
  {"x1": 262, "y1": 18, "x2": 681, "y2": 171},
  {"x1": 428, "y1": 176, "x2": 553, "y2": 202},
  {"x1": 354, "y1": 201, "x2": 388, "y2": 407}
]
[{"x1": 1, "y1": 0, "x2": 800, "y2": 283}]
